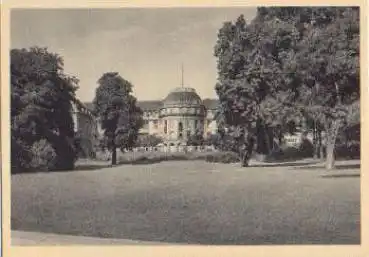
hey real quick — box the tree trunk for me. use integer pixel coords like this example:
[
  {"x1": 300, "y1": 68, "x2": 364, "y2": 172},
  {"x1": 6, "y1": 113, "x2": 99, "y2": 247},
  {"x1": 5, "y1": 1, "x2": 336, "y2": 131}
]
[
  {"x1": 111, "y1": 134, "x2": 117, "y2": 166},
  {"x1": 313, "y1": 122, "x2": 318, "y2": 159},
  {"x1": 264, "y1": 125, "x2": 272, "y2": 155},
  {"x1": 325, "y1": 120, "x2": 341, "y2": 170},
  {"x1": 318, "y1": 129, "x2": 324, "y2": 160},
  {"x1": 325, "y1": 142, "x2": 335, "y2": 170},
  {"x1": 241, "y1": 137, "x2": 255, "y2": 167},
  {"x1": 111, "y1": 147, "x2": 117, "y2": 166},
  {"x1": 278, "y1": 133, "x2": 282, "y2": 146},
  {"x1": 320, "y1": 145, "x2": 324, "y2": 160},
  {"x1": 241, "y1": 152, "x2": 249, "y2": 167}
]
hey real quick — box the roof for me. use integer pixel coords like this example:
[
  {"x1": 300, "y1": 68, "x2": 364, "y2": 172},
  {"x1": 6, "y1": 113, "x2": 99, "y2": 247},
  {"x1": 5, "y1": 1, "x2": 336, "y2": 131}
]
[
  {"x1": 137, "y1": 100, "x2": 163, "y2": 111},
  {"x1": 163, "y1": 87, "x2": 202, "y2": 107}
]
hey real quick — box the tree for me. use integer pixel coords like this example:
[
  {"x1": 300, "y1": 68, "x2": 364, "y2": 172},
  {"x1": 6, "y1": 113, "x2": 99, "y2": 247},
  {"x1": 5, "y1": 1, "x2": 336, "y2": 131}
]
[
  {"x1": 214, "y1": 14, "x2": 300, "y2": 166},
  {"x1": 93, "y1": 72, "x2": 143, "y2": 165},
  {"x1": 11, "y1": 47, "x2": 78, "y2": 172},
  {"x1": 214, "y1": 7, "x2": 360, "y2": 169},
  {"x1": 291, "y1": 7, "x2": 360, "y2": 169}
]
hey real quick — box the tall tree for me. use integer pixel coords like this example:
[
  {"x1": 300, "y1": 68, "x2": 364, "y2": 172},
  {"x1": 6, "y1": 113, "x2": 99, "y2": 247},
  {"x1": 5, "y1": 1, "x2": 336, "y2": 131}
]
[
  {"x1": 292, "y1": 7, "x2": 360, "y2": 169},
  {"x1": 93, "y1": 72, "x2": 143, "y2": 165},
  {"x1": 11, "y1": 47, "x2": 78, "y2": 172},
  {"x1": 214, "y1": 14, "x2": 300, "y2": 166}
]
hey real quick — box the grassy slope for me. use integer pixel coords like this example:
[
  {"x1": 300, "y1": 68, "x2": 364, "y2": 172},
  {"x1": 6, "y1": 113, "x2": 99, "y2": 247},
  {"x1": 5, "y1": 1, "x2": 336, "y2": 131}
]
[{"x1": 11, "y1": 160, "x2": 360, "y2": 245}]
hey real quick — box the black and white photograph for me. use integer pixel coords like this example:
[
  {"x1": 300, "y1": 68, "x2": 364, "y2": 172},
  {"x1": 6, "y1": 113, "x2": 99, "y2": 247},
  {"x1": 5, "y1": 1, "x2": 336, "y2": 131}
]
[{"x1": 8, "y1": 6, "x2": 361, "y2": 246}]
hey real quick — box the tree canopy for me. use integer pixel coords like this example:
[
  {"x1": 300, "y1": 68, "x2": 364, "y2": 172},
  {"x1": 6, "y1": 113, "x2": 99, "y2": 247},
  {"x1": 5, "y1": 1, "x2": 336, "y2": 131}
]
[
  {"x1": 214, "y1": 7, "x2": 360, "y2": 169},
  {"x1": 93, "y1": 72, "x2": 143, "y2": 165}
]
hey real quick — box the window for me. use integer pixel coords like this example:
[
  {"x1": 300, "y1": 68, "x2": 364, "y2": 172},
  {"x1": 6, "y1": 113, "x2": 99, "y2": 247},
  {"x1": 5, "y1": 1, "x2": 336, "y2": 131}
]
[
  {"x1": 164, "y1": 120, "x2": 168, "y2": 134},
  {"x1": 194, "y1": 120, "x2": 198, "y2": 129},
  {"x1": 187, "y1": 130, "x2": 191, "y2": 138},
  {"x1": 178, "y1": 122, "x2": 183, "y2": 138},
  {"x1": 153, "y1": 120, "x2": 158, "y2": 129}
]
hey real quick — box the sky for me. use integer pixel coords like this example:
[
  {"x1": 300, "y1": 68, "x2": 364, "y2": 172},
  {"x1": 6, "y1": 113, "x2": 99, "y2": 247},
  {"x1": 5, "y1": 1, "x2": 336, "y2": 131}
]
[{"x1": 11, "y1": 8, "x2": 257, "y2": 102}]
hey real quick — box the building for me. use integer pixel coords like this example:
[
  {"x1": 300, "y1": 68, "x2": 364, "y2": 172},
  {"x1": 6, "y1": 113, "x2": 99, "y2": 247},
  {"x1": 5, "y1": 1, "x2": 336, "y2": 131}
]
[
  {"x1": 73, "y1": 86, "x2": 219, "y2": 156},
  {"x1": 72, "y1": 100, "x2": 99, "y2": 158},
  {"x1": 137, "y1": 87, "x2": 218, "y2": 146}
]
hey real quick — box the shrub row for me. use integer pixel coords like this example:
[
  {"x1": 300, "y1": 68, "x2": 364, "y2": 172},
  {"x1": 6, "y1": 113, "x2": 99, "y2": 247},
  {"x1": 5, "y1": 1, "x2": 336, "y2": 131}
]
[
  {"x1": 94, "y1": 150, "x2": 240, "y2": 165},
  {"x1": 93, "y1": 140, "x2": 360, "y2": 166}
]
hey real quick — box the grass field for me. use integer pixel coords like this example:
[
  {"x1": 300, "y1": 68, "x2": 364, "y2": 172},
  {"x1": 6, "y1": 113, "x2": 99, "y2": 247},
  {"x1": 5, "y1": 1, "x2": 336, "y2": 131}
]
[{"x1": 11, "y1": 159, "x2": 360, "y2": 245}]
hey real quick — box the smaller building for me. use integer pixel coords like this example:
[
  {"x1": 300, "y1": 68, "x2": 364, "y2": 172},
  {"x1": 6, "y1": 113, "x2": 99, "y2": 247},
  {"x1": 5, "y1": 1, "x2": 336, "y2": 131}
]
[{"x1": 72, "y1": 101, "x2": 99, "y2": 158}]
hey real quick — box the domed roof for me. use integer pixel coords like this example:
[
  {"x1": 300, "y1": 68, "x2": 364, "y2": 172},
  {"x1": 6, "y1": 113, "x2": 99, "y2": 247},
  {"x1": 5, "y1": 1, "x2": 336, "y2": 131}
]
[{"x1": 163, "y1": 87, "x2": 202, "y2": 107}]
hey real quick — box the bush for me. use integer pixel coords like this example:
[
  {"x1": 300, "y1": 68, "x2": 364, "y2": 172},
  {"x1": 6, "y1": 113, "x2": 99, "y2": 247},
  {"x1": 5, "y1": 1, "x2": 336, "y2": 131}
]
[
  {"x1": 11, "y1": 137, "x2": 32, "y2": 173},
  {"x1": 136, "y1": 134, "x2": 163, "y2": 147},
  {"x1": 91, "y1": 150, "x2": 240, "y2": 165},
  {"x1": 266, "y1": 139, "x2": 314, "y2": 162},
  {"x1": 30, "y1": 139, "x2": 57, "y2": 171},
  {"x1": 117, "y1": 151, "x2": 200, "y2": 164},
  {"x1": 204, "y1": 151, "x2": 240, "y2": 163},
  {"x1": 335, "y1": 141, "x2": 360, "y2": 160}
]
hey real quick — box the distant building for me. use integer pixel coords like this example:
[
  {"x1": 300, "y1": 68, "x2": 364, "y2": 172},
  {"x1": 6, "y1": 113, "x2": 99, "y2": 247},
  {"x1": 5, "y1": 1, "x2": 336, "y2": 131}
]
[
  {"x1": 73, "y1": 86, "x2": 219, "y2": 156},
  {"x1": 137, "y1": 87, "x2": 218, "y2": 146}
]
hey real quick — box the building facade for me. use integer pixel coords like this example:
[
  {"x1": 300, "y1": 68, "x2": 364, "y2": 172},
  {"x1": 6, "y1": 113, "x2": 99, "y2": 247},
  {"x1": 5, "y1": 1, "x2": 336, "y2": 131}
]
[{"x1": 138, "y1": 87, "x2": 218, "y2": 146}]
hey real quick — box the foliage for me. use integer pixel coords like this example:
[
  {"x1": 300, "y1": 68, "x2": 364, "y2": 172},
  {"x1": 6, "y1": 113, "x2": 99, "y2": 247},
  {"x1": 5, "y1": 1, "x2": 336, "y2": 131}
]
[
  {"x1": 204, "y1": 133, "x2": 222, "y2": 146},
  {"x1": 187, "y1": 129, "x2": 204, "y2": 146},
  {"x1": 214, "y1": 7, "x2": 360, "y2": 169},
  {"x1": 335, "y1": 141, "x2": 360, "y2": 160},
  {"x1": 214, "y1": 13, "x2": 301, "y2": 166},
  {"x1": 266, "y1": 139, "x2": 314, "y2": 162},
  {"x1": 11, "y1": 47, "x2": 79, "y2": 172},
  {"x1": 30, "y1": 139, "x2": 57, "y2": 171},
  {"x1": 93, "y1": 72, "x2": 143, "y2": 165},
  {"x1": 204, "y1": 151, "x2": 240, "y2": 163},
  {"x1": 136, "y1": 134, "x2": 163, "y2": 147},
  {"x1": 115, "y1": 150, "x2": 239, "y2": 165},
  {"x1": 74, "y1": 131, "x2": 98, "y2": 159},
  {"x1": 292, "y1": 7, "x2": 360, "y2": 169}
]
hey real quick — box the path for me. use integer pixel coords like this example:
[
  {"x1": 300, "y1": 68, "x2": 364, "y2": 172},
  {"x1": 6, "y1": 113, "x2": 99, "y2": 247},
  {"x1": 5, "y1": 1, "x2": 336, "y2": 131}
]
[{"x1": 12, "y1": 230, "x2": 172, "y2": 245}]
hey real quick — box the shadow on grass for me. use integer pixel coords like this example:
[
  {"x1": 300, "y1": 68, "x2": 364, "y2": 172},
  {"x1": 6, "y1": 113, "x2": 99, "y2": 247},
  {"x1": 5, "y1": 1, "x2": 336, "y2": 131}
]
[
  {"x1": 73, "y1": 164, "x2": 113, "y2": 171},
  {"x1": 120, "y1": 159, "x2": 164, "y2": 165},
  {"x1": 321, "y1": 174, "x2": 360, "y2": 178},
  {"x1": 12, "y1": 159, "x2": 166, "y2": 174},
  {"x1": 296, "y1": 163, "x2": 361, "y2": 171},
  {"x1": 251, "y1": 161, "x2": 320, "y2": 168},
  {"x1": 75, "y1": 159, "x2": 166, "y2": 171}
]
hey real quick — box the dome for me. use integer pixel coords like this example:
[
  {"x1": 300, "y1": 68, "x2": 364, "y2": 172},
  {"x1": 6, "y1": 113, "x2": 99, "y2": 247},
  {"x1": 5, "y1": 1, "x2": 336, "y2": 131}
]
[{"x1": 163, "y1": 87, "x2": 202, "y2": 107}]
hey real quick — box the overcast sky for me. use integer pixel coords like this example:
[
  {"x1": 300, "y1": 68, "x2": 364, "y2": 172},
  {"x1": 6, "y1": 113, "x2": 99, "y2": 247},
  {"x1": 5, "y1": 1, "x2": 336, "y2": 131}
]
[{"x1": 11, "y1": 8, "x2": 257, "y2": 102}]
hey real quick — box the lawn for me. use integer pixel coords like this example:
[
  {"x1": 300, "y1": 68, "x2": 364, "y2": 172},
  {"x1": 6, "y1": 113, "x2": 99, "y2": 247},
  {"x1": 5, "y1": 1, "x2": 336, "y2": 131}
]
[{"x1": 11, "y1": 159, "x2": 360, "y2": 245}]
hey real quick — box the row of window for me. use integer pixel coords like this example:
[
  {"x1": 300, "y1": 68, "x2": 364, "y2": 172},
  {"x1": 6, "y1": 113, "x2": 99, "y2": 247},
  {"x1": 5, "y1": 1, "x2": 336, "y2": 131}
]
[
  {"x1": 160, "y1": 107, "x2": 204, "y2": 115},
  {"x1": 143, "y1": 119, "x2": 212, "y2": 133}
]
